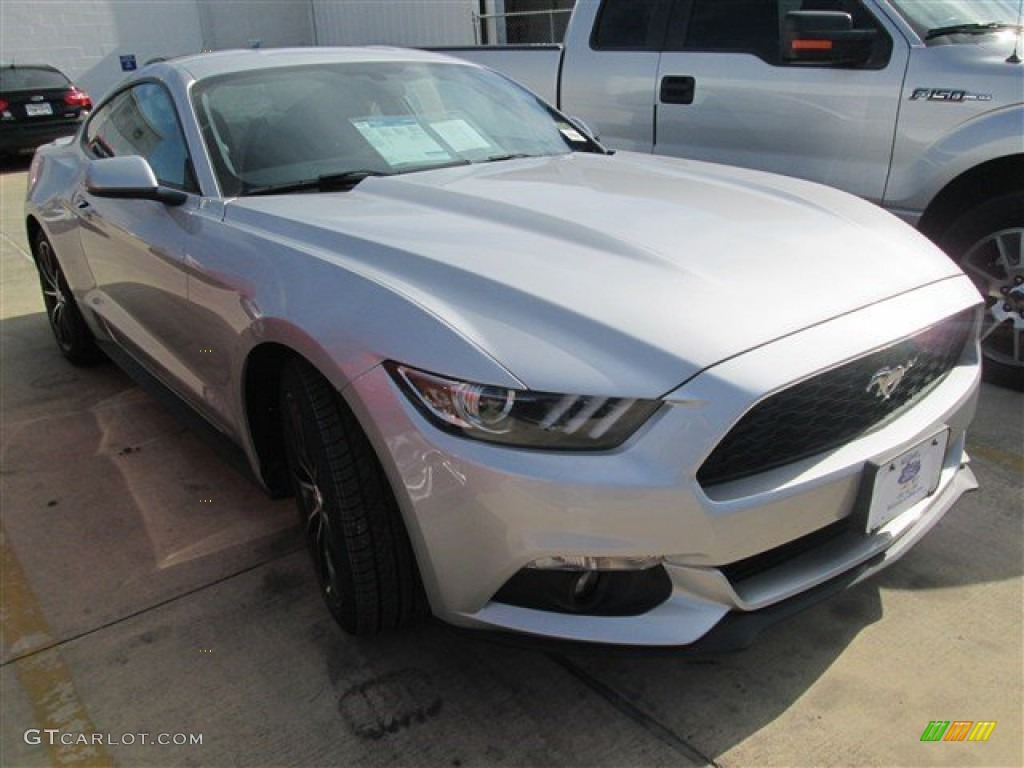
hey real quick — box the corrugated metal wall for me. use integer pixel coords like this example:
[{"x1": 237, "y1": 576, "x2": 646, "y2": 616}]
[{"x1": 311, "y1": 0, "x2": 479, "y2": 47}]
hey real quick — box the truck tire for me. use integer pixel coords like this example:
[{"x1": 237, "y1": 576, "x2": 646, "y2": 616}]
[
  {"x1": 279, "y1": 358, "x2": 426, "y2": 634},
  {"x1": 939, "y1": 193, "x2": 1024, "y2": 391}
]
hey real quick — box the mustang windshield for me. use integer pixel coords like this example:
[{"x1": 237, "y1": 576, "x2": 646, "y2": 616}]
[
  {"x1": 888, "y1": 0, "x2": 1021, "y2": 43},
  {"x1": 192, "y1": 61, "x2": 592, "y2": 197}
]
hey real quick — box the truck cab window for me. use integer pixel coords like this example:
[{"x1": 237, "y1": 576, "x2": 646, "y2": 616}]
[
  {"x1": 592, "y1": 0, "x2": 668, "y2": 50},
  {"x1": 684, "y1": 0, "x2": 781, "y2": 59},
  {"x1": 671, "y1": 0, "x2": 889, "y2": 66}
]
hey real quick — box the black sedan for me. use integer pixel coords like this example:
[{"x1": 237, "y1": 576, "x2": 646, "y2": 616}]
[{"x1": 1, "y1": 64, "x2": 91, "y2": 157}]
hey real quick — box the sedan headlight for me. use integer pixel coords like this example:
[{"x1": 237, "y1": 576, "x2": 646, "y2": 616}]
[{"x1": 388, "y1": 364, "x2": 660, "y2": 450}]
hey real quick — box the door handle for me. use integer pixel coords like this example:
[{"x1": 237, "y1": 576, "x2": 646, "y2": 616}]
[
  {"x1": 72, "y1": 193, "x2": 93, "y2": 218},
  {"x1": 660, "y1": 76, "x2": 696, "y2": 105}
]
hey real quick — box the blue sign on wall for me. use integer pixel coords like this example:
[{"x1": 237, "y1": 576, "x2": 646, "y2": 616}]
[{"x1": 119, "y1": 54, "x2": 137, "y2": 72}]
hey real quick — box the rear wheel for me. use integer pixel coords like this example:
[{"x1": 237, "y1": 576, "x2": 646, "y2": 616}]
[
  {"x1": 33, "y1": 231, "x2": 103, "y2": 365},
  {"x1": 939, "y1": 194, "x2": 1024, "y2": 391},
  {"x1": 279, "y1": 358, "x2": 425, "y2": 634}
]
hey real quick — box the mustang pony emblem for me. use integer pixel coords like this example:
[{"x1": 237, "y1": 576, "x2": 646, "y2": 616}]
[{"x1": 867, "y1": 359, "x2": 918, "y2": 401}]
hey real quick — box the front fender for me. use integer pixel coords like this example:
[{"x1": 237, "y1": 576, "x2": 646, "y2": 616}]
[
  {"x1": 25, "y1": 145, "x2": 96, "y2": 297},
  {"x1": 884, "y1": 104, "x2": 1024, "y2": 213}
]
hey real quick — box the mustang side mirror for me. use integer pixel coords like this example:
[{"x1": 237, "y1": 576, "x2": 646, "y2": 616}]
[
  {"x1": 782, "y1": 11, "x2": 877, "y2": 67},
  {"x1": 86, "y1": 156, "x2": 187, "y2": 206}
]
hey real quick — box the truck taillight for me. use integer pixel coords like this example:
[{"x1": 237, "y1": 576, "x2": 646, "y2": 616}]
[
  {"x1": 0, "y1": 99, "x2": 8, "y2": 111},
  {"x1": 64, "y1": 87, "x2": 91, "y2": 109}
]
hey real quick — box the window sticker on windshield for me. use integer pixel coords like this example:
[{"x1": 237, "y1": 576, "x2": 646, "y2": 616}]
[
  {"x1": 429, "y1": 118, "x2": 494, "y2": 153},
  {"x1": 351, "y1": 117, "x2": 452, "y2": 167},
  {"x1": 559, "y1": 127, "x2": 587, "y2": 144}
]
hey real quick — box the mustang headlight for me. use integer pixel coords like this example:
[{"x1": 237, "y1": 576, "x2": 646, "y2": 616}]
[{"x1": 388, "y1": 364, "x2": 660, "y2": 450}]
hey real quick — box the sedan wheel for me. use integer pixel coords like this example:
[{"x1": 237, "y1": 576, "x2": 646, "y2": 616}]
[
  {"x1": 33, "y1": 231, "x2": 103, "y2": 365},
  {"x1": 941, "y1": 194, "x2": 1024, "y2": 390},
  {"x1": 279, "y1": 359, "x2": 426, "y2": 634}
]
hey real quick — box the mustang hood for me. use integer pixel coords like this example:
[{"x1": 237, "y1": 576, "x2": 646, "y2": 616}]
[{"x1": 226, "y1": 153, "x2": 964, "y2": 395}]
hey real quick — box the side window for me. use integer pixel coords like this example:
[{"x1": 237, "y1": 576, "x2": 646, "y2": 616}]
[
  {"x1": 669, "y1": 0, "x2": 889, "y2": 66},
  {"x1": 84, "y1": 83, "x2": 196, "y2": 192},
  {"x1": 682, "y1": 0, "x2": 782, "y2": 60},
  {"x1": 592, "y1": 0, "x2": 669, "y2": 50}
]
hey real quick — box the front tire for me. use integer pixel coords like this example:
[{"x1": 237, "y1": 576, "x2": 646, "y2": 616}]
[
  {"x1": 33, "y1": 230, "x2": 103, "y2": 365},
  {"x1": 939, "y1": 194, "x2": 1024, "y2": 391},
  {"x1": 279, "y1": 358, "x2": 425, "y2": 635}
]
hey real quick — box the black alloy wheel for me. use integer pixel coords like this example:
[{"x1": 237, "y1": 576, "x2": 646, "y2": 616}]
[
  {"x1": 279, "y1": 358, "x2": 426, "y2": 635},
  {"x1": 33, "y1": 231, "x2": 103, "y2": 365}
]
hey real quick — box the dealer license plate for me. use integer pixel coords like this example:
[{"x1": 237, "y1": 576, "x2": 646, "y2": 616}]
[
  {"x1": 865, "y1": 430, "x2": 948, "y2": 533},
  {"x1": 25, "y1": 102, "x2": 53, "y2": 117}
]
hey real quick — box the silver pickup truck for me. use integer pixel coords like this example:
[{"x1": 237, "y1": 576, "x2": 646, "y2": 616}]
[{"x1": 450, "y1": 0, "x2": 1023, "y2": 387}]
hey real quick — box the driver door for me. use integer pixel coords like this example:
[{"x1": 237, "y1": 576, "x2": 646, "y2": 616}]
[
  {"x1": 76, "y1": 83, "x2": 207, "y2": 406},
  {"x1": 654, "y1": 0, "x2": 909, "y2": 203}
]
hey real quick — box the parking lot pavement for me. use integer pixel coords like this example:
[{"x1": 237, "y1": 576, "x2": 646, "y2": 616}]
[{"x1": 2, "y1": 162, "x2": 1022, "y2": 767}]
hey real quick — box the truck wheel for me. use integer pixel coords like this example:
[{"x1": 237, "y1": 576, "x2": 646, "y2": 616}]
[
  {"x1": 33, "y1": 231, "x2": 104, "y2": 365},
  {"x1": 940, "y1": 194, "x2": 1024, "y2": 391},
  {"x1": 279, "y1": 358, "x2": 426, "y2": 635}
]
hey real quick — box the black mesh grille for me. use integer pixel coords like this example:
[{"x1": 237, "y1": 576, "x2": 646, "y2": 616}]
[{"x1": 698, "y1": 310, "x2": 973, "y2": 488}]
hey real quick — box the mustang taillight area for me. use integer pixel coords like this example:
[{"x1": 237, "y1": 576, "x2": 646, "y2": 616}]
[{"x1": 387, "y1": 363, "x2": 661, "y2": 450}]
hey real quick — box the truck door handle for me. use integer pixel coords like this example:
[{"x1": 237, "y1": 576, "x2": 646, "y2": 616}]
[{"x1": 660, "y1": 76, "x2": 695, "y2": 105}]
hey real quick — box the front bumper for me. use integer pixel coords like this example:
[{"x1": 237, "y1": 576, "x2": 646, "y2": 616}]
[
  {"x1": 344, "y1": 276, "x2": 982, "y2": 647},
  {"x1": 0, "y1": 119, "x2": 82, "y2": 155}
]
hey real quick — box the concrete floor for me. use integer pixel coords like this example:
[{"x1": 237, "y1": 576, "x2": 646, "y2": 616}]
[{"x1": 2, "y1": 159, "x2": 1021, "y2": 767}]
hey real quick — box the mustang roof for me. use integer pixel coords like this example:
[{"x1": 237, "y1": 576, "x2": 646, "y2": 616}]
[{"x1": 159, "y1": 46, "x2": 463, "y2": 83}]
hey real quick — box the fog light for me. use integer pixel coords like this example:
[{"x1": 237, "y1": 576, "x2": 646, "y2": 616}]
[
  {"x1": 493, "y1": 562, "x2": 673, "y2": 617},
  {"x1": 527, "y1": 555, "x2": 663, "y2": 571}
]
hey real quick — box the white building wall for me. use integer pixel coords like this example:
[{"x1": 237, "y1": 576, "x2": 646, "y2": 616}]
[
  {"x1": 0, "y1": 0, "x2": 204, "y2": 100},
  {"x1": 0, "y1": 0, "x2": 480, "y2": 102},
  {"x1": 312, "y1": 0, "x2": 478, "y2": 47}
]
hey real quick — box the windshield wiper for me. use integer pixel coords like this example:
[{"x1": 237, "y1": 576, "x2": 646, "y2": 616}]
[
  {"x1": 244, "y1": 170, "x2": 388, "y2": 196},
  {"x1": 481, "y1": 153, "x2": 537, "y2": 164},
  {"x1": 925, "y1": 22, "x2": 1020, "y2": 40}
]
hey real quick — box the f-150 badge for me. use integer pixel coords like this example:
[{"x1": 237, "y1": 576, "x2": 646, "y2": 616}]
[{"x1": 910, "y1": 88, "x2": 993, "y2": 102}]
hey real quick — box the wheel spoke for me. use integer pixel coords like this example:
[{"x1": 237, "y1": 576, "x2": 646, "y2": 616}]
[
  {"x1": 51, "y1": 299, "x2": 64, "y2": 328},
  {"x1": 963, "y1": 227, "x2": 1024, "y2": 370},
  {"x1": 979, "y1": 317, "x2": 1005, "y2": 343},
  {"x1": 994, "y1": 232, "x2": 1011, "y2": 270},
  {"x1": 961, "y1": 261, "x2": 1001, "y2": 294}
]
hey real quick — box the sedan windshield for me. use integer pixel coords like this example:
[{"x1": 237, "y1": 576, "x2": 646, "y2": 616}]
[
  {"x1": 192, "y1": 61, "x2": 590, "y2": 197},
  {"x1": 888, "y1": 0, "x2": 1021, "y2": 42}
]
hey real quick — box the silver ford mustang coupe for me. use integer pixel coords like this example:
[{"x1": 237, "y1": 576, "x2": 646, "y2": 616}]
[{"x1": 26, "y1": 48, "x2": 983, "y2": 648}]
